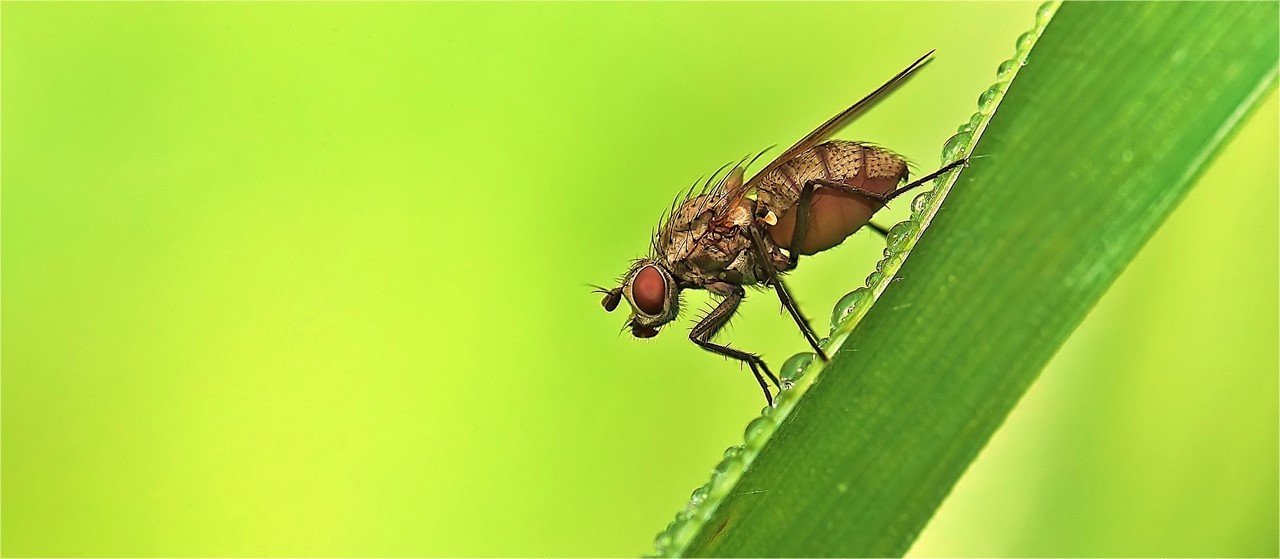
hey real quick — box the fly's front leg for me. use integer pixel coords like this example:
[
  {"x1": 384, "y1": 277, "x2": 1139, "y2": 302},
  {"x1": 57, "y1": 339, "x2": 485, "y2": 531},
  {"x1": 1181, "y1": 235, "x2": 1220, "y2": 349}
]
[
  {"x1": 744, "y1": 218, "x2": 829, "y2": 363},
  {"x1": 690, "y1": 282, "x2": 781, "y2": 406}
]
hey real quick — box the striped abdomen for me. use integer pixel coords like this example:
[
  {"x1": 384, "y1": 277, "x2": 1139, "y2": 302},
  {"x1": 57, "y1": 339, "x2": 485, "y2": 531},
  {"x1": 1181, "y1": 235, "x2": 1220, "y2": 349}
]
[{"x1": 754, "y1": 140, "x2": 908, "y2": 256}]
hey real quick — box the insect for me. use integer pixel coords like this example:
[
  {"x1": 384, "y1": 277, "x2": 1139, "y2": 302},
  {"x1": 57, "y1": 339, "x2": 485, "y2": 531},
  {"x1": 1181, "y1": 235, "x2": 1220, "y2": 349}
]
[{"x1": 596, "y1": 51, "x2": 969, "y2": 406}]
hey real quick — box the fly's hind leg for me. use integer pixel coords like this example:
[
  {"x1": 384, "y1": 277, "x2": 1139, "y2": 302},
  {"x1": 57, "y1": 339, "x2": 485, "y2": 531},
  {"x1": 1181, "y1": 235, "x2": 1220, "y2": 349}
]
[
  {"x1": 800, "y1": 157, "x2": 971, "y2": 246},
  {"x1": 690, "y1": 282, "x2": 781, "y2": 406}
]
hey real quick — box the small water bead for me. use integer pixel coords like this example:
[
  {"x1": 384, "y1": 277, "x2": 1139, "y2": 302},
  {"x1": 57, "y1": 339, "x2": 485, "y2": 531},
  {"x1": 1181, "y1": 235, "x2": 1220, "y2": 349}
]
[
  {"x1": 878, "y1": 253, "x2": 904, "y2": 275},
  {"x1": 941, "y1": 131, "x2": 971, "y2": 165},
  {"x1": 743, "y1": 416, "x2": 775, "y2": 450},
  {"x1": 708, "y1": 456, "x2": 744, "y2": 499},
  {"x1": 671, "y1": 519, "x2": 702, "y2": 549},
  {"x1": 886, "y1": 221, "x2": 915, "y2": 252},
  {"x1": 956, "y1": 122, "x2": 975, "y2": 135},
  {"x1": 653, "y1": 522, "x2": 676, "y2": 554},
  {"x1": 1035, "y1": 1, "x2": 1057, "y2": 29},
  {"x1": 977, "y1": 83, "x2": 1003, "y2": 114},
  {"x1": 780, "y1": 352, "x2": 816, "y2": 383},
  {"x1": 968, "y1": 112, "x2": 984, "y2": 129},
  {"x1": 723, "y1": 445, "x2": 744, "y2": 460},
  {"x1": 910, "y1": 190, "x2": 933, "y2": 216},
  {"x1": 911, "y1": 191, "x2": 931, "y2": 217},
  {"x1": 875, "y1": 256, "x2": 892, "y2": 273},
  {"x1": 760, "y1": 405, "x2": 775, "y2": 419},
  {"x1": 831, "y1": 288, "x2": 869, "y2": 328},
  {"x1": 688, "y1": 485, "x2": 710, "y2": 508},
  {"x1": 997, "y1": 59, "x2": 1020, "y2": 81},
  {"x1": 865, "y1": 270, "x2": 885, "y2": 288},
  {"x1": 713, "y1": 454, "x2": 743, "y2": 477},
  {"x1": 1015, "y1": 30, "x2": 1037, "y2": 54},
  {"x1": 775, "y1": 380, "x2": 800, "y2": 405}
]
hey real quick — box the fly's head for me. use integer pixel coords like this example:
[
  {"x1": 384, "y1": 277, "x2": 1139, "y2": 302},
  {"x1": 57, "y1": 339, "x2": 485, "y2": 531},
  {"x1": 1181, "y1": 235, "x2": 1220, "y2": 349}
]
[{"x1": 596, "y1": 259, "x2": 681, "y2": 339}]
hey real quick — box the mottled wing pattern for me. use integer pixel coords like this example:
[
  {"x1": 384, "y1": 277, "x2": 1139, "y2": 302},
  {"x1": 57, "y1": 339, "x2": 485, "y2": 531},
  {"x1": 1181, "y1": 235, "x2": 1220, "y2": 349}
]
[{"x1": 753, "y1": 140, "x2": 908, "y2": 215}]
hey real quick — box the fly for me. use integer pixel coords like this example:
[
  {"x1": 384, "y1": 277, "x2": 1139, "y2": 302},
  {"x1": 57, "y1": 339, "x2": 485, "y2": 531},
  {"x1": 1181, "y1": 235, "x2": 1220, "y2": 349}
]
[{"x1": 596, "y1": 51, "x2": 969, "y2": 406}]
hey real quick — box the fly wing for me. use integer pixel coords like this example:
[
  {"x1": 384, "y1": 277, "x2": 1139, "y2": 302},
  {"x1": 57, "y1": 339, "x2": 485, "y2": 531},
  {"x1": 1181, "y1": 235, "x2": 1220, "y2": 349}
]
[{"x1": 745, "y1": 50, "x2": 934, "y2": 191}]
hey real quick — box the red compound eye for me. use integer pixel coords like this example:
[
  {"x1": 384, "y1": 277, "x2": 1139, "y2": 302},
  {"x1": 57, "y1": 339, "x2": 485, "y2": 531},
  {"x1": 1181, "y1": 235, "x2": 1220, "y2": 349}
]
[{"x1": 632, "y1": 266, "x2": 667, "y2": 316}]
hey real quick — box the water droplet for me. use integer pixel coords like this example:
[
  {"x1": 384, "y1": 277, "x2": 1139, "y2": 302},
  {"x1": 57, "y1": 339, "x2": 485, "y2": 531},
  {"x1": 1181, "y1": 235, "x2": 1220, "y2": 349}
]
[
  {"x1": 1015, "y1": 30, "x2": 1037, "y2": 54},
  {"x1": 886, "y1": 222, "x2": 914, "y2": 251},
  {"x1": 830, "y1": 288, "x2": 869, "y2": 329},
  {"x1": 878, "y1": 253, "x2": 903, "y2": 275},
  {"x1": 910, "y1": 191, "x2": 933, "y2": 216},
  {"x1": 708, "y1": 455, "x2": 744, "y2": 499},
  {"x1": 968, "y1": 112, "x2": 984, "y2": 129},
  {"x1": 654, "y1": 522, "x2": 675, "y2": 555},
  {"x1": 941, "y1": 131, "x2": 971, "y2": 164},
  {"x1": 956, "y1": 122, "x2": 974, "y2": 135},
  {"x1": 1035, "y1": 1, "x2": 1056, "y2": 29},
  {"x1": 977, "y1": 84, "x2": 1003, "y2": 114},
  {"x1": 671, "y1": 518, "x2": 702, "y2": 549},
  {"x1": 865, "y1": 270, "x2": 884, "y2": 287},
  {"x1": 723, "y1": 445, "x2": 743, "y2": 460},
  {"x1": 997, "y1": 58, "x2": 1019, "y2": 81},
  {"x1": 743, "y1": 416, "x2": 775, "y2": 450},
  {"x1": 829, "y1": 287, "x2": 860, "y2": 326},
  {"x1": 781, "y1": 352, "x2": 816, "y2": 383},
  {"x1": 776, "y1": 379, "x2": 799, "y2": 403},
  {"x1": 689, "y1": 485, "x2": 709, "y2": 507},
  {"x1": 885, "y1": 222, "x2": 916, "y2": 250},
  {"x1": 714, "y1": 455, "x2": 742, "y2": 477},
  {"x1": 760, "y1": 405, "x2": 774, "y2": 418}
]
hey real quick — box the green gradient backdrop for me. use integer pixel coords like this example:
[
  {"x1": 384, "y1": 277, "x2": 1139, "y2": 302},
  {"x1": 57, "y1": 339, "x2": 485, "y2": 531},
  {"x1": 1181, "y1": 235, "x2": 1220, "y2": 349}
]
[{"x1": 2, "y1": 2, "x2": 1274, "y2": 557}]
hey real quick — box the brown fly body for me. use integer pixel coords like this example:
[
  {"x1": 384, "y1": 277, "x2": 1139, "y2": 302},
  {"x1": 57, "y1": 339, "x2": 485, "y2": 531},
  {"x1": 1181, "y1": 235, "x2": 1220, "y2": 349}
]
[{"x1": 597, "y1": 51, "x2": 969, "y2": 405}]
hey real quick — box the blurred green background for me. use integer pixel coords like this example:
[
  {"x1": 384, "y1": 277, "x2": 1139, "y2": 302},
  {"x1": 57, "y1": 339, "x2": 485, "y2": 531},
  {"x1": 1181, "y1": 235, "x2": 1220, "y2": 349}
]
[{"x1": 2, "y1": 2, "x2": 1274, "y2": 557}]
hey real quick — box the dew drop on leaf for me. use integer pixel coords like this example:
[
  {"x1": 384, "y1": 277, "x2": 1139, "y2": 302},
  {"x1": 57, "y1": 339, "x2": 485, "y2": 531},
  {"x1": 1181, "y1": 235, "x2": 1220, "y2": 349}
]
[{"x1": 781, "y1": 352, "x2": 816, "y2": 383}]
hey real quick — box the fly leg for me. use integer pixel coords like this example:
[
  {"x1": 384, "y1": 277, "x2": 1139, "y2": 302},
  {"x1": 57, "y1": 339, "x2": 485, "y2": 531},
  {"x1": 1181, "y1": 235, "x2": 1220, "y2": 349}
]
[
  {"x1": 797, "y1": 157, "x2": 971, "y2": 251},
  {"x1": 884, "y1": 156, "x2": 970, "y2": 201},
  {"x1": 744, "y1": 218, "x2": 829, "y2": 363},
  {"x1": 690, "y1": 282, "x2": 781, "y2": 406}
]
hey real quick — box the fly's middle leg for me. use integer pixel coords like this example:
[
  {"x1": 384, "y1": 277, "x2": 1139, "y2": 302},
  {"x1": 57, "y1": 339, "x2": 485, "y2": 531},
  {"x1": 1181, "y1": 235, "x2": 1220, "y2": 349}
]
[{"x1": 746, "y1": 201, "x2": 830, "y2": 363}]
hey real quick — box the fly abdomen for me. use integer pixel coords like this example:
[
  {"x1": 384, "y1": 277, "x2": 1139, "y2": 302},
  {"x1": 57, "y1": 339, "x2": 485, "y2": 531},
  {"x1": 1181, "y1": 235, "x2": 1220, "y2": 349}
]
[{"x1": 759, "y1": 140, "x2": 909, "y2": 255}]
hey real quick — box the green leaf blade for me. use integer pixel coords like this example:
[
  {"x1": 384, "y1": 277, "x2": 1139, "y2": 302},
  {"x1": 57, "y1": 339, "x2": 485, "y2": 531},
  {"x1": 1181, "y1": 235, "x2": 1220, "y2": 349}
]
[{"x1": 678, "y1": 2, "x2": 1278, "y2": 557}]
